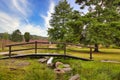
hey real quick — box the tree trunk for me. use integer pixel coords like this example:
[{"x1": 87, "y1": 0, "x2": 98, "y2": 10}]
[{"x1": 94, "y1": 44, "x2": 99, "y2": 52}]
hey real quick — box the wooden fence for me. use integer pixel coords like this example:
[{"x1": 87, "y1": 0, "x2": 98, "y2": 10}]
[{"x1": 6, "y1": 41, "x2": 93, "y2": 60}]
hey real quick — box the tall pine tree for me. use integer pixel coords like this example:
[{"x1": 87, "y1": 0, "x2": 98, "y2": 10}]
[{"x1": 48, "y1": 0, "x2": 73, "y2": 42}]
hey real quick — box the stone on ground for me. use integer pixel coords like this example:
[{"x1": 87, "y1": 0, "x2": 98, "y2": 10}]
[
  {"x1": 54, "y1": 68, "x2": 65, "y2": 74},
  {"x1": 38, "y1": 58, "x2": 48, "y2": 63},
  {"x1": 69, "y1": 74, "x2": 80, "y2": 80},
  {"x1": 55, "y1": 61, "x2": 63, "y2": 68}
]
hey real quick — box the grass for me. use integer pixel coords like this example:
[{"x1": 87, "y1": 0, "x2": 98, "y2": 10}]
[
  {"x1": 0, "y1": 42, "x2": 120, "y2": 79},
  {"x1": 0, "y1": 44, "x2": 120, "y2": 61},
  {"x1": 67, "y1": 48, "x2": 120, "y2": 61},
  {"x1": 0, "y1": 58, "x2": 120, "y2": 80},
  {"x1": 0, "y1": 58, "x2": 56, "y2": 80}
]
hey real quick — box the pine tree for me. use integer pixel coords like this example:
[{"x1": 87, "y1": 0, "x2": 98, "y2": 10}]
[{"x1": 48, "y1": 0, "x2": 73, "y2": 42}]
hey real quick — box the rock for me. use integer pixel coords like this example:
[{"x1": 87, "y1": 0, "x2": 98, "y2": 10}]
[
  {"x1": 47, "y1": 57, "x2": 53, "y2": 64},
  {"x1": 47, "y1": 57, "x2": 54, "y2": 67},
  {"x1": 16, "y1": 62, "x2": 30, "y2": 67},
  {"x1": 55, "y1": 62, "x2": 63, "y2": 68},
  {"x1": 9, "y1": 68, "x2": 17, "y2": 71},
  {"x1": 38, "y1": 58, "x2": 48, "y2": 63},
  {"x1": 54, "y1": 68, "x2": 65, "y2": 74},
  {"x1": 62, "y1": 67, "x2": 72, "y2": 72},
  {"x1": 69, "y1": 74, "x2": 80, "y2": 80},
  {"x1": 63, "y1": 64, "x2": 70, "y2": 68}
]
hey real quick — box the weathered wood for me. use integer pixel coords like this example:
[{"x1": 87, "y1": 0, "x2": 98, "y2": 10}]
[
  {"x1": 35, "y1": 41, "x2": 37, "y2": 54},
  {"x1": 1, "y1": 54, "x2": 92, "y2": 61},
  {"x1": 6, "y1": 42, "x2": 34, "y2": 47},
  {"x1": 5, "y1": 41, "x2": 94, "y2": 60},
  {"x1": 37, "y1": 48, "x2": 60, "y2": 50},
  {"x1": 9, "y1": 46, "x2": 11, "y2": 58},
  {"x1": 64, "y1": 43, "x2": 66, "y2": 55},
  {"x1": 90, "y1": 47, "x2": 93, "y2": 59},
  {"x1": 11, "y1": 48, "x2": 35, "y2": 52}
]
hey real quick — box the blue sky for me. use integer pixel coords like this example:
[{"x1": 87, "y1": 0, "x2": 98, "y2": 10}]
[{"x1": 0, "y1": 0, "x2": 88, "y2": 37}]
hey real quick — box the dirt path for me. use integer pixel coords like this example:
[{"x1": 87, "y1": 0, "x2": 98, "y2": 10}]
[{"x1": 101, "y1": 60, "x2": 120, "y2": 63}]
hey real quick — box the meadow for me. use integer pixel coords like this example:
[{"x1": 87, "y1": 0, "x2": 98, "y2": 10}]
[{"x1": 0, "y1": 42, "x2": 120, "y2": 80}]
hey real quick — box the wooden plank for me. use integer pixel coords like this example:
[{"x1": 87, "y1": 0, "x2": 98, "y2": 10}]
[
  {"x1": 11, "y1": 48, "x2": 35, "y2": 52},
  {"x1": 37, "y1": 48, "x2": 61, "y2": 50},
  {"x1": 9, "y1": 46, "x2": 11, "y2": 58},
  {"x1": 6, "y1": 42, "x2": 34, "y2": 47},
  {"x1": 35, "y1": 41, "x2": 37, "y2": 54},
  {"x1": 0, "y1": 54, "x2": 92, "y2": 61},
  {"x1": 90, "y1": 47, "x2": 93, "y2": 59}
]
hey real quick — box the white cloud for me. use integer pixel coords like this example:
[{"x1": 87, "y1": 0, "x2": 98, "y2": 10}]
[
  {"x1": 0, "y1": 12, "x2": 20, "y2": 33},
  {"x1": 0, "y1": 0, "x2": 46, "y2": 36},
  {"x1": 40, "y1": 0, "x2": 55, "y2": 29},
  {"x1": 40, "y1": 0, "x2": 55, "y2": 37},
  {"x1": 20, "y1": 24, "x2": 47, "y2": 37},
  {"x1": 12, "y1": 0, "x2": 32, "y2": 17}
]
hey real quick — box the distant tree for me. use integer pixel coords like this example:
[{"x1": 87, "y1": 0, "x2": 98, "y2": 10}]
[
  {"x1": 48, "y1": 0, "x2": 73, "y2": 42},
  {"x1": 11, "y1": 29, "x2": 23, "y2": 42},
  {"x1": 1, "y1": 32, "x2": 9, "y2": 50},
  {"x1": 24, "y1": 32, "x2": 30, "y2": 42},
  {"x1": 2, "y1": 32, "x2": 9, "y2": 40}
]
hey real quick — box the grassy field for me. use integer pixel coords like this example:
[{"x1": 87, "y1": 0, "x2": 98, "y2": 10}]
[
  {"x1": 0, "y1": 43, "x2": 120, "y2": 80},
  {"x1": 0, "y1": 58, "x2": 120, "y2": 80},
  {"x1": 0, "y1": 43, "x2": 120, "y2": 61}
]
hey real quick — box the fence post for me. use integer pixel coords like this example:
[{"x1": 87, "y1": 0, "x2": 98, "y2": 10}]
[
  {"x1": 90, "y1": 47, "x2": 92, "y2": 59},
  {"x1": 9, "y1": 46, "x2": 11, "y2": 58},
  {"x1": 35, "y1": 41, "x2": 37, "y2": 54},
  {"x1": 64, "y1": 43, "x2": 66, "y2": 59}
]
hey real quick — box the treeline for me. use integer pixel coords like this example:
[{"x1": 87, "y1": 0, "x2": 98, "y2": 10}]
[{"x1": 0, "y1": 29, "x2": 47, "y2": 42}]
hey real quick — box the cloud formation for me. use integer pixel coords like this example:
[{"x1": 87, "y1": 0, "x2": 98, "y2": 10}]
[
  {"x1": 0, "y1": 0, "x2": 88, "y2": 37},
  {"x1": 40, "y1": 0, "x2": 55, "y2": 35},
  {"x1": 0, "y1": 0, "x2": 46, "y2": 36}
]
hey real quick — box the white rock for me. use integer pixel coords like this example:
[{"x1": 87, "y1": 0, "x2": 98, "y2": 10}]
[{"x1": 47, "y1": 57, "x2": 54, "y2": 65}]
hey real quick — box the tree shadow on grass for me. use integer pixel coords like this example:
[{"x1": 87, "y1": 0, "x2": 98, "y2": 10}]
[
  {"x1": 67, "y1": 48, "x2": 120, "y2": 55},
  {"x1": 98, "y1": 51, "x2": 120, "y2": 55},
  {"x1": 67, "y1": 49, "x2": 90, "y2": 54}
]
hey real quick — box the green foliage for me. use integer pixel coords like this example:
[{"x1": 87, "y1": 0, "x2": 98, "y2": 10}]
[
  {"x1": 10, "y1": 29, "x2": 23, "y2": 42},
  {"x1": 75, "y1": 0, "x2": 120, "y2": 51},
  {"x1": 67, "y1": 10, "x2": 83, "y2": 43},
  {"x1": 24, "y1": 32, "x2": 30, "y2": 42},
  {"x1": 109, "y1": 21, "x2": 120, "y2": 47},
  {"x1": 48, "y1": 0, "x2": 73, "y2": 42},
  {"x1": 2, "y1": 32, "x2": 9, "y2": 40}
]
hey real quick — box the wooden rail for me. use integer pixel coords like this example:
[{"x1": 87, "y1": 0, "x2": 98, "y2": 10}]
[
  {"x1": 6, "y1": 41, "x2": 66, "y2": 58},
  {"x1": 6, "y1": 41, "x2": 94, "y2": 60}
]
